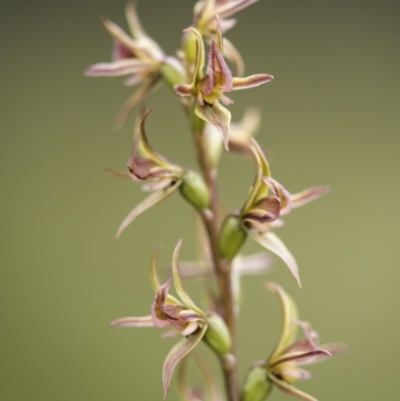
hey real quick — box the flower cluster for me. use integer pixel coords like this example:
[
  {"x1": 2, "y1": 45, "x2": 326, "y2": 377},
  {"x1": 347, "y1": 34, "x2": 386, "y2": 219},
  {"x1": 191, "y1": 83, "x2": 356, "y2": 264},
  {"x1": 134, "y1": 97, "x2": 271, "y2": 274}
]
[{"x1": 88, "y1": 1, "x2": 344, "y2": 400}]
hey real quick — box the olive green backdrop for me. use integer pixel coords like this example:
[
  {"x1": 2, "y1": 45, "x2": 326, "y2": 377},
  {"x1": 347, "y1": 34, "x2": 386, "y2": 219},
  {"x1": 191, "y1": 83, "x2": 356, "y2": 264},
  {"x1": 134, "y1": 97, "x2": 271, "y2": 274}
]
[{"x1": 1, "y1": 0, "x2": 399, "y2": 400}]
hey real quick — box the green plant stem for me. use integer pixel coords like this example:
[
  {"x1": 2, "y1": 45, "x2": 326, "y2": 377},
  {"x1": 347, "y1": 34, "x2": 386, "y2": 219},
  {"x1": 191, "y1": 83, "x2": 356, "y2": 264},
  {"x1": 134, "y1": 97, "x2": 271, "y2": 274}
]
[{"x1": 190, "y1": 108, "x2": 239, "y2": 401}]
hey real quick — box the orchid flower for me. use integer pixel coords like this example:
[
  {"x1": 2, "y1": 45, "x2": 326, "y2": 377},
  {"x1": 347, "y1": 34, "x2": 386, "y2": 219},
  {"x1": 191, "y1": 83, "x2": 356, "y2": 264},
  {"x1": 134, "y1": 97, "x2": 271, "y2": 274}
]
[
  {"x1": 175, "y1": 21, "x2": 272, "y2": 149},
  {"x1": 115, "y1": 108, "x2": 210, "y2": 238},
  {"x1": 263, "y1": 282, "x2": 345, "y2": 401},
  {"x1": 237, "y1": 140, "x2": 329, "y2": 287},
  {"x1": 85, "y1": 2, "x2": 185, "y2": 127},
  {"x1": 192, "y1": 0, "x2": 260, "y2": 75},
  {"x1": 111, "y1": 241, "x2": 209, "y2": 398}
]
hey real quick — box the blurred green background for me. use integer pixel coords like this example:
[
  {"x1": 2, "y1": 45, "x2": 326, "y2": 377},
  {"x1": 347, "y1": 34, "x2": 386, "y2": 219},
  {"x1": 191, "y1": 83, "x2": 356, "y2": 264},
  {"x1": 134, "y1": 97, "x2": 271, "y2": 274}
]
[{"x1": 1, "y1": 0, "x2": 399, "y2": 400}]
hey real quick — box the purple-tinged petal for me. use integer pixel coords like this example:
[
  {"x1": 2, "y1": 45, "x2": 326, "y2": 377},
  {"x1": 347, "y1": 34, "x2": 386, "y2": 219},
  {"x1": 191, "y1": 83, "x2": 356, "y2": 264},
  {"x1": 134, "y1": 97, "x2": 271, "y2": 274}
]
[
  {"x1": 219, "y1": 18, "x2": 237, "y2": 34},
  {"x1": 172, "y1": 240, "x2": 205, "y2": 316},
  {"x1": 219, "y1": 93, "x2": 234, "y2": 105},
  {"x1": 270, "y1": 350, "x2": 331, "y2": 368},
  {"x1": 180, "y1": 321, "x2": 201, "y2": 336},
  {"x1": 114, "y1": 76, "x2": 161, "y2": 129},
  {"x1": 141, "y1": 177, "x2": 175, "y2": 191},
  {"x1": 112, "y1": 39, "x2": 135, "y2": 61},
  {"x1": 195, "y1": 102, "x2": 231, "y2": 150},
  {"x1": 110, "y1": 315, "x2": 154, "y2": 327},
  {"x1": 106, "y1": 167, "x2": 132, "y2": 181},
  {"x1": 263, "y1": 176, "x2": 292, "y2": 213},
  {"x1": 267, "y1": 372, "x2": 318, "y2": 401},
  {"x1": 291, "y1": 186, "x2": 330, "y2": 210},
  {"x1": 280, "y1": 367, "x2": 312, "y2": 381},
  {"x1": 162, "y1": 325, "x2": 208, "y2": 398},
  {"x1": 207, "y1": 41, "x2": 233, "y2": 92},
  {"x1": 250, "y1": 231, "x2": 301, "y2": 287},
  {"x1": 214, "y1": 0, "x2": 260, "y2": 20},
  {"x1": 116, "y1": 180, "x2": 181, "y2": 238},
  {"x1": 101, "y1": 16, "x2": 138, "y2": 55},
  {"x1": 124, "y1": 73, "x2": 146, "y2": 86},
  {"x1": 85, "y1": 59, "x2": 148, "y2": 77},
  {"x1": 223, "y1": 37, "x2": 244, "y2": 76},
  {"x1": 265, "y1": 282, "x2": 299, "y2": 360},
  {"x1": 246, "y1": 195, "x2": 282, "y2": 223},
  {"x1": 153, "y1": 279, "x2": 174, "y2": 324},
  {"x1": 232, "y1": 74, "x2": 273, "y2": 90},
  {"x1": 174, "y1": 83, "x2": 194, "y2": 97}
]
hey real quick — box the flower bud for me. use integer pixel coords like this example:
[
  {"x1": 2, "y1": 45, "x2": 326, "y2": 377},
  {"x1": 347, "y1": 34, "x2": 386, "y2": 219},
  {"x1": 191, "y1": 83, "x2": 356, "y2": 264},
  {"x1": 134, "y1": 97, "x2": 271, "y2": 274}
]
[
  {"x1": 242, "y1": 365, "x2": 272, "y2": 401},
  {"x1": 203, "y1": 312, "x2": 232, "y2": 356},
  {"x1": 161, "y1": 57, "x2": 187, "y2": 88},
  {"x1": 179, "y1": 170, "x2": 210, "y2": 210},
  {"x1": 219, "y1": 215, "x2": 247, "y2": 260},
  {"x1": 182, "y1": 30, "x2": 198, "y2": 65}
]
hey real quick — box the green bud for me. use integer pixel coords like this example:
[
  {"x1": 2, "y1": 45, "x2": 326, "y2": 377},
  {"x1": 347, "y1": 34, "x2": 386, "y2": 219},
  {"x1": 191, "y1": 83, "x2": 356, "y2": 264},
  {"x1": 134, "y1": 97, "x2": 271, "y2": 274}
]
[
  {"x1": 219, "y1": 215, "x2": 247, "y2": 259},
  {"x1": 182, "y1": 31, "x2": 197, "y2": 65},
  {"x1": 160, "y1": 59, "x2": 186, "y2": 88},
  {"x1": 203, "y1": 313, "x2": 232, "y2": 356},
  {"x1": 242, "y1": 365, "x2": 272, "y2": 401},
  {"x1": 179, "y1": 170, "x2": 210, "y2": 210}
]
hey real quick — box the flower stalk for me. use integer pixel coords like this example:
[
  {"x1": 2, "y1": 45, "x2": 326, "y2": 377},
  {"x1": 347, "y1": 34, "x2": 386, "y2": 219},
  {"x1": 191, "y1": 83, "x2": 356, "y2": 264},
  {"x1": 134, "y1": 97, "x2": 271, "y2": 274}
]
[{"x1": 87, "y1": 2, "x2": 344, "y2": 401}]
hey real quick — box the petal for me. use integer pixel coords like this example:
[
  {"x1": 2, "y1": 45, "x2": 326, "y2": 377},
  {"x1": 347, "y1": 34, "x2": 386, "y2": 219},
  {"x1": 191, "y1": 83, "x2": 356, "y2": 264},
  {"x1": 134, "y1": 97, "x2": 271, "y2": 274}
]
[
  {"x1": 85, "y1": 59, "x2": 149, "y2": 77},
  {"x1": 195, "y1": 102, "x2": 231, "y2": 151},
  {"x1": 250, "y1": 231, "x2": 301, "y2": 288},
  {"x1": 114, "y1": 76, "x2": 161, "y2": 129},
  {"x1": 184, "y1": 27, "x2": 205, "y2": 84},
  {"x1": 207, "y1": 41, "x2": 233, "y2": 92},
  {"x1": 174, "y1": 83, "x2": 194, "y2": 97},
  {"x1": 180, "y1": 321, "x2": 201, "y2": 336},
  {"x1": 267, "y1": 372, "x2": 318, "y2": 401},
  {"x1": 112, "y1": 39, "x2": 134, "y2": 61},
  {"x1": 280, "y1": 367, "x2": 312, "y2": 381},
  {"x1": 116, "y1": 181, "x2": 181, "y2": 238},
  {"x1": 263, "y1": 176, "x2": 292, "y2": 213},
  {"x1": 264, "y1": 282, "x2": 299, "y2": 360},
  {"x1": 233, "y1": 252, "x2": 273, "y2": 276},
  {"x1": 150, "y1": 246, "x2": 163, "y2": 291},
  {"x1": 232, "y1": 74, "x2": 273, "y2": 90},
  {"x1": 244, "y1": 195, "x2": 281, "y2": 223},
  {"x1": 175, "y1": 260, "x2": 211, "y2": 278},
  {"x1": 125, "y1": 1, "x2": 147, "y2": 40},
  {"x1": 137, "y1": 107, "x2": 172, "y2": 167},
  {"x1": 172, "y1": 240, "x2": 205, "y2": 316},
  {"x1": 214, "y1": 0, "x2": 260, "y2": 20},
  {"x1": 162, "y1": 325, "x2": 208, "y2": 398},
  {"x1": 241, "y1": 140, "x2": 271, "y2": 213},
  {"x1": 270, "y1": 350, "x2": 331, "y2": 368},
  {"x1": 290, "y1": 186, "x2": 330, "y2": 210},
  {"x1": 110, "y1": 315, "x2": 154, "y2": 327}
]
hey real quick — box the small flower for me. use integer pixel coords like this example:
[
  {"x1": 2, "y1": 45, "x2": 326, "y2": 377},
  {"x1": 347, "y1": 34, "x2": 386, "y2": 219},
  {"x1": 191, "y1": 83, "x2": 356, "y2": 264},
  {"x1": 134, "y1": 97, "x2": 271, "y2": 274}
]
[
  {"x1": 191, "y1": 0, "x2": 260, "y2": 75},
  {"x1": 85, "y1": 2, "x2": 185, "y2": 127},
  {"x1": 115, "y1": 108, "x2": 210, "y2": 237},
  {"x1": 111, "y1": 241, "x2": 209, "y2": 398},
  {"x1": 263, "y1": 282, "x2": 345, "y2": 401},
  {"x1": 175, "y1": 20, "x2": 272, "y2": 149},
  {"x1": 239, "y1": 140, "x2": 329, "y2": 287}
]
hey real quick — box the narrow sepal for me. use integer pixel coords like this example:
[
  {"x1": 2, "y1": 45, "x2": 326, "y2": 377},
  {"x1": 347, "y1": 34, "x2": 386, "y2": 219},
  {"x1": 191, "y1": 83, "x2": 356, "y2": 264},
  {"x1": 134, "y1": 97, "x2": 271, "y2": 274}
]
[
  {"x1": 85, "y1": 59, "x2": 149, "y2": 77},
  {"x1": 250, "y1": 231, "x2": 301, "y2": 287},
  {"x1": 232, "y1": 74, "x2": 273, "y2": 90},
  {"x1": 267, "y1": 373, "x2": 318, "y2": 401},
  {"x1": 214, "y1": 0, "x2": 260, "y2": 20},
  {"x1": 184, "y1": 27, "x2": 205, "y2": 84},
  {"x1": 116, "y1": 181, "x2": 181, "y2": 237},
  {"x1": 265, "y1": 282, "x2": 299, "y2": 357},
  {"x1": 172, "y1": 240, "x2": 204, "y2": 316},
  {"x1": 162, "y1": 325, "x2": 208, "y2": 398},
  {"x1": 291, "y1": 186, "x2": 330, "y2": 209},
  {"x1": 223, "y1": 37, "x2": 245, "y2": 76},
  {"x1": 110, "y1": 315, "x2": 154, "y2": 327}
]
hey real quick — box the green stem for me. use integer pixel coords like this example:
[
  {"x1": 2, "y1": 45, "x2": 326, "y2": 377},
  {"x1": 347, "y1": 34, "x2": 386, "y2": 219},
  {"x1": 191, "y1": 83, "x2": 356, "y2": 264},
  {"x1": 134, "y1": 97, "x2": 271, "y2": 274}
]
[{"x1": 190, "y1": 106, "x2": 239, "y2": 401}]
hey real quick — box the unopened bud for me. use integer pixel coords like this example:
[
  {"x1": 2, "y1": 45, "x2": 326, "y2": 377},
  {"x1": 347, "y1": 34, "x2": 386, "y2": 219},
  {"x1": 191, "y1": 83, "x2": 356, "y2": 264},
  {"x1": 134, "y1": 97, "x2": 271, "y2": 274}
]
[
  {"x1": 179, "y1": 170, "x2": 210, "y2": 210},
  {"x1": 182, "y1": 30, "x2": 197, "y2": 65},
  {"x1": 161, "y1": 57, "x2": 187, "y2": 88},
  {"x1": 242, "y1": 365, "x2": 272, "y2": 401},
  {"x1": 203, "y1": 313, "x2": 232, "y2": 356},
  {"x1": 219, "y1": 215, "x2": 247, "y2": 259}
]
